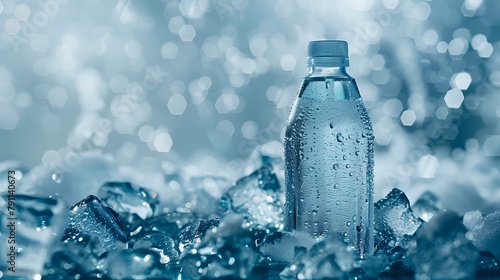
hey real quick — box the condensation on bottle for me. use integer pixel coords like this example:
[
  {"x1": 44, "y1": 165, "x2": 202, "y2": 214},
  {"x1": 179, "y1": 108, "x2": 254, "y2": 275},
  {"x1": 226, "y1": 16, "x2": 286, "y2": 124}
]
[{"x1": 284, "y1": 40, "x2": 375, "y2": 258}]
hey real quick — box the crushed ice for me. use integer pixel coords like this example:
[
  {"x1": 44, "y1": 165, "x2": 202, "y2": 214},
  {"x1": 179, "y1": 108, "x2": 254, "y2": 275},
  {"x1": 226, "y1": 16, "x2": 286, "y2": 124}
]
[{"x1": 1, "y1": 154, "x2": 499, "y2": 279}]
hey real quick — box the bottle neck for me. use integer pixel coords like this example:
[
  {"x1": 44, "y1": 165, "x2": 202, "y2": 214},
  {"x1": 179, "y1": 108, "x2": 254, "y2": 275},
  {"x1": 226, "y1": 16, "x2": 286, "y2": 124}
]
[{"x1": 308, "y1": 66, "x2": 349, "y2": 77}]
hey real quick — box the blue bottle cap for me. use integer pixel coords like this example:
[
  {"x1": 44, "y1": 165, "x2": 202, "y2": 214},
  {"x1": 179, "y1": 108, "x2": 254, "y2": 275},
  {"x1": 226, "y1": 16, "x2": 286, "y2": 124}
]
[{"x1": 307, "y1": 40, "x2": 349, "y2": 67}]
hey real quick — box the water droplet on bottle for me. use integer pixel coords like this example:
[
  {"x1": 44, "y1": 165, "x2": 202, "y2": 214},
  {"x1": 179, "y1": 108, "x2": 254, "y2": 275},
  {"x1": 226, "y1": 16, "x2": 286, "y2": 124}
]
[
  {"x1": 356, "y1": 226, "x2": 362, "y2": 232},
  {"x1": 312, "y1": 210, "x2": 318, "y2": 216},
  {"x1": 329, "y1": 122, "x2": 334, "y2": 129},
  {"x1": 335, "y1": 200, "x2": 340, "y2": 205},
  {"x1": 333, "y1": 164, "x2": 340, "y2": 170},
  {"x1": 349, "y1": 172, "x2": 354, "y2": 176},
  {"x1": 333, "y1": 184, "x2": 339, "y2": 189},
  {"x1": 336, "y1": 133, "x2": 344, "y2": 142},
  {"x1": 343, "y1": 155, "x2": 347, "y2": 160},
  {"x1": 52, "y1": 173, "x2": 63, "y2": 183},
  {"x1": 308, "y1": 147, "x2": 313, "y2": 152},
  {"x1": 346, "y1": 221, "x2": 351, "y2": 226}
]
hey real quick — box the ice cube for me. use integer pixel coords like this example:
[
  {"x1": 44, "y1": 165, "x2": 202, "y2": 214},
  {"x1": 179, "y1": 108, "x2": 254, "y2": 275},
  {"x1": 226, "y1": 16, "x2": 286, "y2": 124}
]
[
  {"x1": 180, "y1": 214, "x2": 262, "y2": 279},
  {"x1": 374, "y1": 188, "x2": 423, "y2": 246},
  {"x1": 411, "y1": 211, "x2": 478, "y2": 279},
  {"x1": 0, "y1": 194, "x2": 67, "y2": 278},
  {"x1": 220, "y1": 164, "x2": 284, "y2": 231},
  {"x1": 476, "y1": 251, "x2": 500, "y2": 273},
  {"x1": 179, "y1": 217, "x2": 220, "y2": 250},
  {"x1": 132, "y1": 232, "x2": 179, "y2": 264},
  {"x1": 463, "y1": 210, "x2": 484, "y2": 230},
  {"x1": 280, "y1": 233, "x2": 355, "y2": 279},
  {"x1": 43, "y1": 238, "x2": 102, "y2": 279},
  {"x1": 129, "y1": 212, "x2": 194, "y2": 239},
  {"x1": 376, "y1": 244, "x2": 414, "y2": 278},
  {"x1": 260, "y1": 231, "x2": 316, "y2": 262},
  {"x1": 98, "y1": 181, "x2": 159, "y2": 221},
  {"x1": 182, "y1": 189, "x2": 220, "y2": 216},
  {"x1": 105, "y1": 248, "x2": 178, "y2": 279},
  {"x1": 412, "y1": 191, "x2": 443, "y2": 222},
  {"x1": 463, "y1": 210, "x2": 500, "y2": 260},
  {"x1": 62, "y1": 195, "x2": 127, "y2": 256},
  {"x1": 247, "y1": 146, "x2": 286, "y2": 188}
]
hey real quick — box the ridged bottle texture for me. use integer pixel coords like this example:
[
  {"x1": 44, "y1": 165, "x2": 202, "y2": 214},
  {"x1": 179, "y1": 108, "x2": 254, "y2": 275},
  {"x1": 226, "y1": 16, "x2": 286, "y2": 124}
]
[{"x1": 284, "y1": 40, "x2": 374, "y2": 258}]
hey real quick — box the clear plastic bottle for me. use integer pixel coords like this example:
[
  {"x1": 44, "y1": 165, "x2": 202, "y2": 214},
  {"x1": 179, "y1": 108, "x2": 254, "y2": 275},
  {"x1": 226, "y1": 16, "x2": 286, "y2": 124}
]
[{"x1": 284, "y1": 40, "x2": 374, "y2": 258}]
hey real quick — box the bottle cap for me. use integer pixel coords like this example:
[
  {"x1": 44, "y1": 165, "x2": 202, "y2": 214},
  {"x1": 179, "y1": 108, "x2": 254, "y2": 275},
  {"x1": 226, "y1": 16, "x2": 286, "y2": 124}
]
[{"x1": 307, "y1": 40, "x2": 349, "y2": 67}]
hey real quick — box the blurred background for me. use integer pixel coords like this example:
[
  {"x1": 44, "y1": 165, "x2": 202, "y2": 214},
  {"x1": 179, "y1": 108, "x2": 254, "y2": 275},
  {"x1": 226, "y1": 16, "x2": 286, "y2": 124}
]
[{"x1": 0, "y1": 0, "x2": 499, "y2": 213}]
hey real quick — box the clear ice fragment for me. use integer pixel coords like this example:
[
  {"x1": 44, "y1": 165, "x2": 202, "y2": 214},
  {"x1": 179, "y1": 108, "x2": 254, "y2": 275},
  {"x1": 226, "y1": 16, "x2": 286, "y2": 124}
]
[
  {"x1": 0, "y1": 194, "x2": 67, "y2": 278},
  {"x1": 220, "y1": 164, "x2": 284, "y2": 231},
  {"x1": 411, "y1": 211, "x2": 478, "y2": 280},
  {"x1": 476, "y1": 251, "x2": 500, "y2": 273},
  {"x1": 180, "y1": 214, "x2": 262, "y2": 280},
  {"x1": 412, "y1": 191, "x2": 443, "y2": 222},
  {"x1": 43, "y1": 238, "x2": 102, "y2": 280},
  {"x1": 179, "y1": 217, "x2": 220, "y2": 249},
  {"x1": 374, "y1": 188, "x2": 423, "y2": 246},
  {"x1": 98, "y1": 182, "x2": 159, "y2": 220},
  {"x1": 375, "y1": 243, "x2": 414, "y2": 278},
  {"x1": 129, "y1": 212, "x2": 194, "y2": 239},
  {"x1": 463, "y1": 210, "x2": 500, "y2": 260},
  {"x1": 105, "y1": 248, "x2": 178, "y2": 279},
  {"x1": 260, "y1": 231, "x2": 316, "y2": 262},
  {"x1": 132, "y1": 232, "x2": 179, "y2": 264},
  {"x1": 280, "y1": 233, "x2": 355, "y2": 279},
  {"x1": 62, "y1": 195, "x2": 127, "y2": 256}
]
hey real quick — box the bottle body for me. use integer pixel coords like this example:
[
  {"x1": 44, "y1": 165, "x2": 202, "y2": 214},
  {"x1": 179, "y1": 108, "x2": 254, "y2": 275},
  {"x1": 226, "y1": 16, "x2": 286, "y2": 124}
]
[{"x1": 284, "y1": 68, "x2": 374, "y2": 258}]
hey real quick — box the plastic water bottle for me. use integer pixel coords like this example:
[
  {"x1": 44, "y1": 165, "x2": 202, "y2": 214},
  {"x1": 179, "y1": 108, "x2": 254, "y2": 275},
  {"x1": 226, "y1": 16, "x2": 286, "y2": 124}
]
[{"x1": 284, "y1": 40, "x2": 374, "y2": 258}]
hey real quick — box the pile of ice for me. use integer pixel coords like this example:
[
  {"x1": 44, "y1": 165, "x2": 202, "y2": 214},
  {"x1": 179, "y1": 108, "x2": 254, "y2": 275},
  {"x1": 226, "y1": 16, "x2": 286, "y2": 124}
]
[{"x1": 0, "y1": 156, "x2": 499, "y2": 279}]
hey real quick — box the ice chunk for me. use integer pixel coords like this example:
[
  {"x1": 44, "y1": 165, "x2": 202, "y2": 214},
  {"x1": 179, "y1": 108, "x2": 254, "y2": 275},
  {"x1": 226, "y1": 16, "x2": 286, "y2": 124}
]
[
  {"x1": 179, "y1": 217, "x2": 220, "y2": 250},
  {"x1": 280, "y1": 233, "x2": 355, "y2": 279},
  {"x1": 220, "y1": 164, "x2": 284, "y2": 231},
  {"x1": 0, "y1": 194, "x2": 67, "y2": 278},
  {"x1": 476, "y1": 251, "x2": 500, "y2": 273},
  {"x1": 132, "y1": 232, "x2": 179, "y2": 264},
  {"x1": 412, "y1": 191, "x2": 443, "y2": 222},
  {"x1": 182, "y1": 189, "x2": 220, "y2": 216},
  {"x1": 260, "y1": 231, "x2": 316, "y2": 262},
  {"x1": 43, "y1": 238, "x2": 102, "y2": 279},
  {"x1": 463, "y1": 210, "x2": 500, "y2": 260},
  {"x1": 105, "y1": 248, "x2": 178, "y2": 279},
  {"x1": 129, "y1": 212, "x2": 195, "y2": 239},
  {"x1": 246, "y1": 146, "x2": 286, "y2": 188},
  {"x1": 376, "y1": 244, "x2": 414, "y2": 278},
  {"x1": 62, "y1": 195, "x2": 127, "y2": 256},
  {"x1": 180, "y1": 214, "x2": 263, "y2": 279},
  {"x1": 411, "y1": 211, "x2": 478, "y2": 279},
  {"x1": 374, "y1": 188, "x2": 423, "y2": 246},
  {"x1": 98, "y1": 181, "x2": 158, "y2": 223},
  {"x1": 463, "y1": 210, "x2": 484, "y2": 230}
]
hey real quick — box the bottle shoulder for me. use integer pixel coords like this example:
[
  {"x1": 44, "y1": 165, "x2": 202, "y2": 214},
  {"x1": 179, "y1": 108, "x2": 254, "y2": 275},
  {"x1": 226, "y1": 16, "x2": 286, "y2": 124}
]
[{"x1": 298, "y1": 76, "x2": 361, "y2": 101}]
